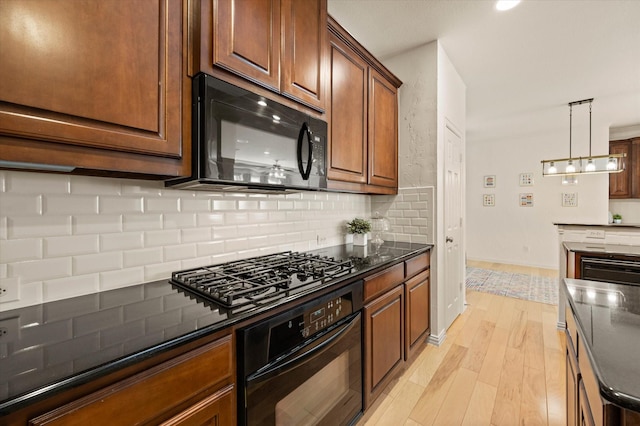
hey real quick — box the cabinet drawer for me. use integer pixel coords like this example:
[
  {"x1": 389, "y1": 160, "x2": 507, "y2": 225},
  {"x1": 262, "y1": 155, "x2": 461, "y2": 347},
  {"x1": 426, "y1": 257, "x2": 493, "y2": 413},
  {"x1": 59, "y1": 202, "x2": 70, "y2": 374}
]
[
  {"x1": 405, "y1": 252, "x2": 430, "y2": 278},
  {"x1": 364, "y1": 263, "x2": 404, "y2": 302},
  {"x1": 30, "y1": 336, "x2": 233, "y2": 425}
]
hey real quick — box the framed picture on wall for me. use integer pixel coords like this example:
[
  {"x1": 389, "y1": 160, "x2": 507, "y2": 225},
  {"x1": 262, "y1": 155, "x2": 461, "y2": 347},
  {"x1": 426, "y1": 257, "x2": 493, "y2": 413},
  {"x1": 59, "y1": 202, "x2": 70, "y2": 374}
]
[
  {"x1": 483, "y1": 194, "x2": 495, "y2": 206},
  {"x1": 519, "y1": 193, "x2": 534, "y2": 207},
  {"x1": 519, "y1": 173, "x2": 534, "y2": 186},
  {"x1": 484, "y1": 175, "x2": 496, "y2": 188}
]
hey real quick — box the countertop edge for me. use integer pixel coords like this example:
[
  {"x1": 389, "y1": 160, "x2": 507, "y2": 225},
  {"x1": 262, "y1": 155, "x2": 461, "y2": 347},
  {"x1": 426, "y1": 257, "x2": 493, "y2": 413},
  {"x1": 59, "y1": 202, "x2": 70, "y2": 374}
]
[{"x1": 562, "y1": 279, "x2": 640, "y2": 413}]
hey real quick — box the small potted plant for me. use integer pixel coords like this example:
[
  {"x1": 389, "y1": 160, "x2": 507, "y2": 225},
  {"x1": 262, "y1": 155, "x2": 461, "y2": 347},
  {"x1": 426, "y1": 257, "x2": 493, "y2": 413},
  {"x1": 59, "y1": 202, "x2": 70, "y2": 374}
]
[
  {"x1": 613, "y1": 213, "x2": 622, "y2": 224},
  {"x1": 346, "y1": 218, "x2": 371, "y2": 246}
]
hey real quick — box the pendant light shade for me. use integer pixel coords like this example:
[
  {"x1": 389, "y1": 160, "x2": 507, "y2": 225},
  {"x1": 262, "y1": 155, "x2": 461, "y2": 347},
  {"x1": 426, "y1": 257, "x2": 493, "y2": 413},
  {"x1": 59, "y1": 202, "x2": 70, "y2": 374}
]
[{"x1": 541, "y1": 98, "x2": 626, "y2": 176}]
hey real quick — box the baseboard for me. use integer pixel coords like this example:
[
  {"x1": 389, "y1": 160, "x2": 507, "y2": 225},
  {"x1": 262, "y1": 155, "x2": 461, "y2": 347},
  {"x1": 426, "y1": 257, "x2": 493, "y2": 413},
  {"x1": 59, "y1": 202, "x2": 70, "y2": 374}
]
[{"x1": 427, "y1": 329, "x2": 446, "y2": 346}]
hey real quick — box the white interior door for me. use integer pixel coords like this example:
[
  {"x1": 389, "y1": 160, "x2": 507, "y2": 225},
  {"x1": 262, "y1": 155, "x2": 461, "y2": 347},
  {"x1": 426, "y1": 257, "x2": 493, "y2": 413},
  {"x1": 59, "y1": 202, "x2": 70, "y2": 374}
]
[{"x1": 444, "y1": 124, "x2": 464, "y2": 329}]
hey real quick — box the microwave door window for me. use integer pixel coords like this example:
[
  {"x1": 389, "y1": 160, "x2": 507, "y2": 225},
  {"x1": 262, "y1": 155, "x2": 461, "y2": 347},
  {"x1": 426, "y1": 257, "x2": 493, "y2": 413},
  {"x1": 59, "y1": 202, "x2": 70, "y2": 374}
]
[{"x1": 220, "y1": 121, "x2": 301, "y2": 185}]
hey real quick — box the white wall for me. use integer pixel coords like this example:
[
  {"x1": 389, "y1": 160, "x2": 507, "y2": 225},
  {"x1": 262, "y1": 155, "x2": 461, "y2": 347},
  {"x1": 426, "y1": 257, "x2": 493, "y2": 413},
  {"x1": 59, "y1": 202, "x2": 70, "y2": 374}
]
[
  {"x1": 0, "y1": 171, "x2": 370, "y2": 311},
  {"x1": 466, "y1": 101, "x2": 615, "y2": 269},
  {"x1": 382, "y1": 41, "x2": 466, "y2": 342}
]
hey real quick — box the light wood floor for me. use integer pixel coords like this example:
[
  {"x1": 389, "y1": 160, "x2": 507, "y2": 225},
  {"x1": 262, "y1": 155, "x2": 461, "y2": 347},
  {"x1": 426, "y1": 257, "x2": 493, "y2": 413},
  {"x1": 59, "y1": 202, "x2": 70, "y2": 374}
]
[{"x1": 358, "y1": 263, "x2": 566, "y2": 426}]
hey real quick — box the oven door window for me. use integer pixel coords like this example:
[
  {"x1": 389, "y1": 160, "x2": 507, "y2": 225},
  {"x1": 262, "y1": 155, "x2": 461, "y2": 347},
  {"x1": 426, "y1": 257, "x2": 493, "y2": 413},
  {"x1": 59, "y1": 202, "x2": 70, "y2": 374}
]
[{"x1": 244, "y1": 313, "x2": 362, "y2": 426}]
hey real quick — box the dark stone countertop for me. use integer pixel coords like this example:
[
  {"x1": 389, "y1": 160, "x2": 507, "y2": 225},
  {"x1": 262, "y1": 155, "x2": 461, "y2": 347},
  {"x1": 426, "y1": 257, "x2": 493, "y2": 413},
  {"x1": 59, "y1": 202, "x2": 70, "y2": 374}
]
[
  {"x1": 563, "y1": 242, "x2": 640, "y2": 257},
  {"x1": 555, "y1": 222, "x2": 640, "y2": 228},
  {"x1": 0, "y1": 241, "x2": 431, "y2": 415},
  {"x1": 563, "y1": 278, "x2": 640, "y2": 413}
]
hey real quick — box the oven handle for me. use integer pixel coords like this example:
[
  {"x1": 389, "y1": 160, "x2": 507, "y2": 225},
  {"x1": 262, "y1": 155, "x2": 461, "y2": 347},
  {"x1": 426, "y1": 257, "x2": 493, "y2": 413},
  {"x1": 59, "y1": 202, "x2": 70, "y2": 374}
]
[{"x1": 247, "y1": 312, "x2": 360, "y2": 383}]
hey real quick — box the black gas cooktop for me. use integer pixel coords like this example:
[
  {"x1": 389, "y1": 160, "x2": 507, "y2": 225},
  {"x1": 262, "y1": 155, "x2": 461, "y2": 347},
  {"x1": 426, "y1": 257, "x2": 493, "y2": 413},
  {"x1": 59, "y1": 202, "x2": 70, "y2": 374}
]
[{"x1": 170, "y1": 251, "x2": 354, "y2": 312}]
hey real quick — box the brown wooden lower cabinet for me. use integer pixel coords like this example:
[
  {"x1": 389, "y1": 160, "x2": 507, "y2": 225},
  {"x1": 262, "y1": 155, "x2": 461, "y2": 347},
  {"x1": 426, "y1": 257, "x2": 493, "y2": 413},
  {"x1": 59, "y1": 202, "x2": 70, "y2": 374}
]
[
  {"x1": 363, "y1": 284, "x2": 404, "y2": 409},
  {"x1": 566, "y1": 336, "x2": 580, "y2": 426},
  {"x1": 405, "y1": 269, "x2": 430, "y2": 361},
  {"x1": 29, "y1": 336, "x2": 235, "y2": 426}
]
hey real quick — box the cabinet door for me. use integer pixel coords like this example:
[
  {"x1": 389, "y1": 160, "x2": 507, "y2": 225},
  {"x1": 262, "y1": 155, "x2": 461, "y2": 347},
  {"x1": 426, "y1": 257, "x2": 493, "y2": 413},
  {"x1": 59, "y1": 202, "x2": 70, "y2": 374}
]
[
  {"x1": 0, "y1": 0, "x2": 186, "y2": 175},
  {"x1": 214, "y1": 0, "x2": 281, "y2": 91},
  {"x1": 327, "y1": 33, "x2": 368, "y2": 184},
  {"x1": 368, "y1": 67, "x2": 398, "y2": 188},
  {"x1": 160, "y1": 385, "x2": 235, "y2": 426},
  {"x1": 631, "y1": 138, "x2": 640, "y2": 198},
  {"x1": 609, "y1": 140, "x2": 631, "y2": 198},
  {"x1": 566, "y1": 338, "x2": 580, "y2": 426},
  {"x1": 364, "y1": 285, "x2": 404, "y2": 408},
  {"x1": 281, "y1": 0, "x2": 327, "y2": 110},
  {"x1": 405, "y1": 269, "x2": 430, "y2": 360},
  {"x1": 579, "y1": 381, "x2": 596, "y2": 426}
]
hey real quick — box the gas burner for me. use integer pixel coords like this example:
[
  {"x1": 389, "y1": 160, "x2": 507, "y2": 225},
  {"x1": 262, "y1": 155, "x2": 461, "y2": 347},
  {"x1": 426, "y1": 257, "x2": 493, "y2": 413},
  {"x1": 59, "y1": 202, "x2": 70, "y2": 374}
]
[{"x1": 171, "y1": 251, "x2": 353, "y2": 311}]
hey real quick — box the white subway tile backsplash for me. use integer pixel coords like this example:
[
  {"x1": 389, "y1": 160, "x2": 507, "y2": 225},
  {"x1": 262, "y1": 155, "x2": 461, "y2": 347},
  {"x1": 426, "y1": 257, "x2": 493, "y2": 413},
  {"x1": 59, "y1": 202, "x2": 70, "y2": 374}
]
[
  {"x1": 43, "y1": 275, "x2": 100, "y2": 302},
  {"x1": 196, "y1": 212, "x2": 225, "y2": 227},
  {"x1": 196, "y1": 240, "x2": 225, "y2": 257},
  {"x1": 212, "y1": 226, "x2": 238, "y2": 240},
  {"x1": 73, "y1": 215, "x2": 122, "y2": 235},
  {"x1": 44, "y1": 195, "x2": 98, "y2": 215},
  {"x1": 2, "y1": 171, "x2": 374, "y2": 309},
  {"x1": 123, "y1": 248, "x2": 163, "y2": 268},
  {"x1": 123, "y1": 214, "x2": 163, "y2": 232},
  {"x1": 9, "y1": 258, "x2": 72, "y2": 284},
  {"x1": 45, "y1": 235, "x2": 99, "y2": 258},
  {"x1": 145, "y1": 197, "x2": 179, "y2": 213},
  {"x1": 100, "y1": 197, "x2": 143, "y2": 214},
  {"x1": 70, "y1": 176, "x2": 121, "y2": 195},
  {"x1": 181, "y1": 198, "x2": 210, "y2": 212},
  {"x1": 100, "y1": 268, "x2": 145, "y2": 291},
  {"x1": 0, "y1": 194, "x2": 42, "y2": 216},
  {"x1": 212, "y1": 200, "x2": 237, "y2": 211},
  {"x1": 73, "y1": 252, "x2": 122, "y2": 275},
  {"x1": 143, "y1": 261, "x2": 181, "y2": 282},
  {"x1": 8, "y1": 216, "x2": 71, "y2": 239},
  {"x1": 145, "y1": 229, "x2": 180, "y2": 247},
  {"x1": 181, "y1": 227, "x2": 212, "y2": 243},
  {"x1": 164, "y1": 244, "x2": 196, "y2": 262},
  {"x1": 0, "y1": 239, "x2": 42, "y2": 263},
  {"x1": 6, "y1": 172, "x2": 70, "y2": 194},
  {"x1": 100, "y1": 232, "x2": 144, "y2": 252}
]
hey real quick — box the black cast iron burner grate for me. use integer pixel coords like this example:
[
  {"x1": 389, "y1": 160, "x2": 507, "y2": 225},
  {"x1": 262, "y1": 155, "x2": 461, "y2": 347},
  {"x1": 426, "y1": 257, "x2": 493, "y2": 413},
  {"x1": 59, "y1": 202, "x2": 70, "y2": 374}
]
[{"x1": 170, "y1": 251, "x2": 353, "y2": 310}]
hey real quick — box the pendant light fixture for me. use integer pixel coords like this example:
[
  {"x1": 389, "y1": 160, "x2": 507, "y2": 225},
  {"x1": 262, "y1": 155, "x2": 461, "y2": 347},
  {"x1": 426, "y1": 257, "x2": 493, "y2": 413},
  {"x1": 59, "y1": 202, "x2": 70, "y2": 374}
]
[{"x1": 541, "y1": 98, "x2": 626, "y2": 176}]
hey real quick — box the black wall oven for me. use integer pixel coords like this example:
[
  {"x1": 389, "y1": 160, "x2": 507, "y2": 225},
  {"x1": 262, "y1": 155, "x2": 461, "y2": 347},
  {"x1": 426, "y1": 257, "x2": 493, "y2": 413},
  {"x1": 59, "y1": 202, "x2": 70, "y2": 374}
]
[{"x1": 237, "y1": 280, "x2": 363, "y2": 426}]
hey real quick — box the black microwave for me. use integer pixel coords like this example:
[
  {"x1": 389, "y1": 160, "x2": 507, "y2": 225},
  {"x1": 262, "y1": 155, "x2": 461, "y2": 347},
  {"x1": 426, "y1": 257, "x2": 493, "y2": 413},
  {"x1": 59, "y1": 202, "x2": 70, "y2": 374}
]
[{"x1": 166, "y1": 74, "x2": 327, "y2": 192}]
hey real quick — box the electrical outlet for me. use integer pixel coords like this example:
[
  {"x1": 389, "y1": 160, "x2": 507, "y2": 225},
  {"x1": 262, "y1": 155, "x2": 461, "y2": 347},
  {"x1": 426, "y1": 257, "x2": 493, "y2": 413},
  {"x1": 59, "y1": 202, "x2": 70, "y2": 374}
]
[
  {"x1": 0, "y1": 316, "x2": 20, "y2": 341},
  {"x1": 316, "y1": 234, "x2": 327, "y2": 246},
  {"x1": 0, "y1": 277, "x2": 20, "y2": 302},
  {"x1": 586, "y1": 230, "x2": 605, "y2": 239}
]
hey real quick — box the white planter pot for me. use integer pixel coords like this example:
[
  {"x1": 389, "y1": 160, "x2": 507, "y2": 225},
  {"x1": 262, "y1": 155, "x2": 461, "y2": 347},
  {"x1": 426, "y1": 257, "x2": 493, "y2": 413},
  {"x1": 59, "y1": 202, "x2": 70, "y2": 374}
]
[
  {"x1": 353, "y1": 233, "x2": 367, "y2": 246},
  {"x1": 613, "y1": 219, "x2": 622, "y2": 224}
]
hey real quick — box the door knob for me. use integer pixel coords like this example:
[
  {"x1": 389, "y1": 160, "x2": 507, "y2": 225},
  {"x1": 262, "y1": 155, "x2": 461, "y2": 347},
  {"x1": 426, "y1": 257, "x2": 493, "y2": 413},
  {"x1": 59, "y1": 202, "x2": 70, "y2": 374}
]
[{"x1": 446, "y1": 236, "x2": 453, "y2": 243}]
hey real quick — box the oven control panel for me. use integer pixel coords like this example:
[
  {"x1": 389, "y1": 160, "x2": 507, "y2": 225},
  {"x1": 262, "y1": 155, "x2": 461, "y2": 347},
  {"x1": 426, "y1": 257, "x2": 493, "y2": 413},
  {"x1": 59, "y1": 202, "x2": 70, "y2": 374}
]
[{"x1": 301, "y1": 295, "x2": 351, "y2": 338}]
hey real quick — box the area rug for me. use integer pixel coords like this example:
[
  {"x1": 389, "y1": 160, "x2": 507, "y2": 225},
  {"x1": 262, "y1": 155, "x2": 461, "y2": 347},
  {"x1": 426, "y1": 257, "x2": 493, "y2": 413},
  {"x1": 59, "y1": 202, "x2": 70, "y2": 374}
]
[{"x1": 465, "y1": 267, "x2": 558, "y2": 305}]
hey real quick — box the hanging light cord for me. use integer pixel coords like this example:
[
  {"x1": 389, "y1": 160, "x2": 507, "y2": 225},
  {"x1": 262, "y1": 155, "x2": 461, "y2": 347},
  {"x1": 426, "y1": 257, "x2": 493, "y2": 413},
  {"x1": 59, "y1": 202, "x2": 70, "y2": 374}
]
[
  {"x1": 589, "y1": 100, "x2": 593, "y2": 157},
  {"x1": 569, "y1": 103, "x2": 573, "y2": 158}
]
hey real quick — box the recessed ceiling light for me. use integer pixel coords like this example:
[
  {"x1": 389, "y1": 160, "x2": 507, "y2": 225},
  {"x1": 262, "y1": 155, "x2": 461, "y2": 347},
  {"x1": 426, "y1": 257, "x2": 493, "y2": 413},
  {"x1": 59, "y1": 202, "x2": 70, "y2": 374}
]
[
  {"x1": 272, "y1": 114, "x2": 280, "y2": 121},
  {"x1": 495, "y1": 0, "x2": 520, "y2": 11},
  {"x1": 257, "y1": 100, "x2": 267, "y2": 107}
]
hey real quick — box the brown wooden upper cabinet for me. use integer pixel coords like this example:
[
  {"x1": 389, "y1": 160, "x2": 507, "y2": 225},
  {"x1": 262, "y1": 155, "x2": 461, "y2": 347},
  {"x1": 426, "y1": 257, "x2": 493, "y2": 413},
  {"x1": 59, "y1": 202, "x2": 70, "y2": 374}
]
[
  {"x1": 609, "y1": 138, "x2": 640, "y2": 199},
  {"x1": 0, "y1": 0, "x2": 190, "y2": 177},
  {"x1": 327, "y1": 17, "x2": 402, "y2": 195},
  {"x1": 196, "y1": 0, "x2": 328, "y2": 112}
]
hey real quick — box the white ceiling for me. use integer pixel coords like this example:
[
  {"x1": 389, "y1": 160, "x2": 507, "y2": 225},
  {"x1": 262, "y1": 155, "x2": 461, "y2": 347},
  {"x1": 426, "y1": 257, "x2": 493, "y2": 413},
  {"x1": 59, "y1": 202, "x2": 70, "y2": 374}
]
[{"x1": 328, "y1": 0, "x2": 640, "y2": 142}]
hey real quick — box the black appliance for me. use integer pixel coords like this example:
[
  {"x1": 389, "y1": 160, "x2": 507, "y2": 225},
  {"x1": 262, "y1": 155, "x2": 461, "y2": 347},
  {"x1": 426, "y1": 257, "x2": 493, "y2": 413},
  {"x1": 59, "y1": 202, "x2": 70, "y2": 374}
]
[
  {"x1": 166, "y1": 74, "x2": 327, "y2": 192},
  {"x1": 170, "y1": 251, "x2": 353, "y2": 315},
  {"x1": 170, "y1": 251, "x2": 363, "y2": 425},
  {"x1": 581, "y1": 257, "x2": 640, "y2": 285},
  {"x1": 238, "y1": 280, "x2": 363, "y2": 426}
]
